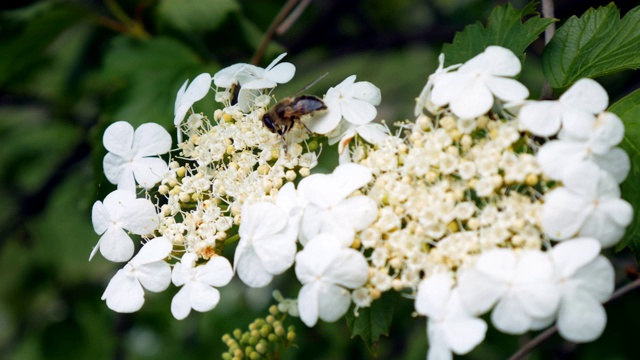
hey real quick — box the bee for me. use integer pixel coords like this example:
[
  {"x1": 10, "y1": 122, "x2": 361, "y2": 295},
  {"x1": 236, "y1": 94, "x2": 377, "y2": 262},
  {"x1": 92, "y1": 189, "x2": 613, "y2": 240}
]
[{"x1": 262, "y1": 95, "x2": 327, "y2": 136}]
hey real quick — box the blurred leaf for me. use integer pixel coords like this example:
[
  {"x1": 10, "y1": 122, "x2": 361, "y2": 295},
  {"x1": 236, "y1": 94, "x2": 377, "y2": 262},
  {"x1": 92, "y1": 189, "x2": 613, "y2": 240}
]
[
  {"x1": 0, "y1": 1, "x2": 87, "y2": 86},
  {"x1": 610, "y1": 89, "x2": 640, "y2": 258},
  {"x1": 158, "y1": 0, "x2": 239, "y2": 33},
  {"x1": 542, "y1": 4, "x2": 640, "y2": 88},
  {"x1": 442, "y1": 2, "x2": 553, "y2": 66},
  {"x1": 345, "y1": 292, "x2": 394, "y2": 356},
  {"x1": 100, "y1": 36, "x2": 217, "y2": 127},
  {"x1": 0, "y1": 107, "x2": 81, "y2": 193}
]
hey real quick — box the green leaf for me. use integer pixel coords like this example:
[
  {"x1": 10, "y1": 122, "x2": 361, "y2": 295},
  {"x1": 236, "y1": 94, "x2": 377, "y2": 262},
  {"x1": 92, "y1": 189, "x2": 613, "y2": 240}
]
[
  {"x1": 345, "y1": 292, "x2": 394, "y2": 355},
  {"x1": 158, "y1": 0, "x2": 239, "y2": 33},
  {"x1": 610, "y1": 89, "x2": 640, "y2": 257},
  {"x1": 0, "y1": 2, "x2": 87, "y2": 86},
  {"x1": 99, "y1": 36, "x2": 218, "y2": 127},
  {"x1": 442, "y1": 2, "x2": 553, "y2": 66},
  {"x1": 542, "y1": 5, "x2": 640, "y2": 88}
]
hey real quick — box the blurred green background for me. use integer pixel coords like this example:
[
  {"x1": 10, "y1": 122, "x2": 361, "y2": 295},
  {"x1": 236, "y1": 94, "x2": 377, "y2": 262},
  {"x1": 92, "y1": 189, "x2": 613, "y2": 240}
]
[{"x1": 2, "y1": 0, "x2": 640, "y2": 359}]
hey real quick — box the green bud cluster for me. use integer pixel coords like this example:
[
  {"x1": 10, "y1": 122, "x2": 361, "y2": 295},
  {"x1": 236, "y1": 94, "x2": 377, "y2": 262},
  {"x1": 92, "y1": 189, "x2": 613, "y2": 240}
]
[{"x1": 221, "y1": 305, "x2": 296, "y2": 359}]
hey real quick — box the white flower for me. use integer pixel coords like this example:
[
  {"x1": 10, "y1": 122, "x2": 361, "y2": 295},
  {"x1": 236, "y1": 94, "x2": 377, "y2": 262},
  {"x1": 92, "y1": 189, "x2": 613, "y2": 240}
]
[
  {"x1": 171, "y1": 252, "x2": 233, "y2": 320},
  {"x1": 327, "y1": 121, "x2": 390, "y2": 155},
  {"x1": 431, "y1": 46, "x2": 529, "y2": 119},
  {"x1": 213, "y1": 63, "x2": 248, "y2": 88},
  {"x1": 536, "y1": 111, "x2": 630, "y2": 183},
  {"x1": 415, "y1": 273, "x2": 486, "y2": 360},
  {"x1": 541, "y1": 162, "x2": 633, "y2": 248},
  {"x1": 239, "y1": 53, "x2": 296, "y2": 90},
  {"x1": 550, "y1": 238, "x2": 614, "y2": 342},
  {"x1": 298, "y1": 163, "x2": 378, "y2": 246},
  {"x1": 102, "y1": 121, "x2": 171, "y2": 191},
  {"x1": 174, "y1": 73, "x2": 212, "y2": 128},
  {"x1": 234, "y1": 184, "x2": 301, "y2": 287},
  {"x1": 90, "y1": 190, "x2": 159, "y2": 262},
  {"x1": 414, "y1": 53, "x2": 461, "y2": 116},
  {"x1": 519, "y1": 78, "x2": 608, "y2": 137},
  {"x1": 101, "y1": 237, "x2": 172, "y2": 313},
  {"x1": 457, "y1": 248, "x2": 560, "y2": 334},
  {"x1": 295, "y1": 234, "x2": 369, "y2": 327},
  {"x1": 306, "y1": 75, "x2": 382, "y2": 134}
]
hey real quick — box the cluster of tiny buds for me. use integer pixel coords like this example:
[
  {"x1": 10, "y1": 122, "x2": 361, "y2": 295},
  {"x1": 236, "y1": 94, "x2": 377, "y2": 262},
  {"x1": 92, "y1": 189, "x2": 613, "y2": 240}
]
[
  {"x1": 353, "y1": 109, "x2": 553, "y2": 299},
  {"x1": 221, "y1": 305, "x2": 296, "y2": 360}
]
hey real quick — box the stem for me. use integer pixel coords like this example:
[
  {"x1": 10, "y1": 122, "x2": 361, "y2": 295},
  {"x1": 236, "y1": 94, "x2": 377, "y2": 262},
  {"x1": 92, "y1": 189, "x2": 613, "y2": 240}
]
[
  {"x1": 250, "y1": 0, "x2": 303, "y2": 66},
  {"x1": 508, "y1": 277, "x2": 640, "y2": 360},
  {"x1": 277, "y1": 0, "x2": 312, "y2": 35},
  {"x1": 224, "y1": 233, "x2": 240, "y2": 246},
  {"x1": 540, "y1": 0, "x2": 555, "y2": 99},
  {"x1": 104, "y1": 0, "x2": 150, "y2": 39}
]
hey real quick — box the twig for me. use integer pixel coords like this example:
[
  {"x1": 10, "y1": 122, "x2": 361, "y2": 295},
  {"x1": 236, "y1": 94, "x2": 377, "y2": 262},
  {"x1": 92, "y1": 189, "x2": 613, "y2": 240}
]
[
  {"x1": 277, "y1": 0, "x2": 312, "y2": 35},
  {"x1": 250, "y1": 0, "x2": 303, "y2": 66},
  {"x1": 540, "y1": 0, "x2": 556, "y2": 99},
  {"x1": 508, "y1": 277, "x2": 640, "y2": 360}
]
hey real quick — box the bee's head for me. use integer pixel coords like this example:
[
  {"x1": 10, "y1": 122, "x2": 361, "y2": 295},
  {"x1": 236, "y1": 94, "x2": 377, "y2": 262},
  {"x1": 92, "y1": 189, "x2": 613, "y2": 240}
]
[{"x1": 262, "y1": 113, "x2": 277, "y2": 133}]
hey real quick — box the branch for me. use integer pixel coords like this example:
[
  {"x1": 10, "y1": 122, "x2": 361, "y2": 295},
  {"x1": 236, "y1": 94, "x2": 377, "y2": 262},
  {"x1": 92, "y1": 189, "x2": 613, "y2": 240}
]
[
  {"x1": 508, "y1": 277, "x2": 640, "y2": 360},
  {"x1": 540, "y1": 0, "x2": 556, "y2": 99},
  {"x1": 250, "y1": 0, "x2": 303, "y2": 66}
]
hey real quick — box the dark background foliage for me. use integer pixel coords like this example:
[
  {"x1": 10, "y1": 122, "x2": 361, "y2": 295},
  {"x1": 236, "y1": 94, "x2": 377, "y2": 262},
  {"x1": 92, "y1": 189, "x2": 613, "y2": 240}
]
[{"x1": 1, "y1": 1, "x2": 639, "y2": 359}]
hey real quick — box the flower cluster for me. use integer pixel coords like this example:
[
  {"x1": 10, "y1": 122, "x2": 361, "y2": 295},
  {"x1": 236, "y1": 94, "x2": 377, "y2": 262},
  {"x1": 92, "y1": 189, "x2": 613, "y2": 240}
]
[{"x1": 90, "y1": 47, "x2": 633, "y2": 359}]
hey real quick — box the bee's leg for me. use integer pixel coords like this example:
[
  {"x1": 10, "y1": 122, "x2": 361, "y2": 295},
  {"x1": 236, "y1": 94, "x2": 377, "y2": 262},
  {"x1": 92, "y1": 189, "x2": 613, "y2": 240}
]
[
  {"x1": 301, "y1": 122, "x2": 314, "y2": 134},
  {"x1": 281, "y1": 135, "x2": 289, "y2": 154}
]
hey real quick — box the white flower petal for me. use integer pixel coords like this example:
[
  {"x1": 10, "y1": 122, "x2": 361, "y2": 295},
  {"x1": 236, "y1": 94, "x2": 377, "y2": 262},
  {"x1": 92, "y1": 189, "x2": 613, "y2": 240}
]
[
  {"x1": 252, "y1": 232, "x2": 297, "y2": 275},
  {"x1": 322, "y1": 247, "x2": 368, "y2": 288},
  {"x1": 569, "y1": 255, "x2": 614, "y2": 302},
  {"x1": 341, "y1": 98, "x2": 378, "y2": 125},
  {"x1": 100, "y1": 227, "x2": 135, "y2": 262},
  {"x1": 305, "y1": 107, "x2": 342, "y2": 134},
  {"x1": 103, "y1": 121, "x2": 134, "y2": 156},
  {"x1": 485, "y1": 76, "x2": 529, "y2": 103},
  {"x1": 557, "y1": 290, "x2": 607, "y2": 343},
  {"x1": 298, "y1": 282, "x2": 320, "y2": 327},
  {"x1": 560, "y1": 78, "x2": 608, "y2": 115},
  {"x1": 519, "y1": 101, "x2": 563, "y2": 137},
  {"x1": 91, "y1": 200, "x2": 111, "y2": 236},
  {"x1": 592, "y1": 147, "x2": 630, "y2": 183},
  {"x1": 119, "y1": 198, "x2": 158, "y2": 235},
  {"x1": 536, "y1": 140, "x2": 587, "y2": 181},
  {"x1": 579, "y1": 208, "x2": 627, "y2": 248},
  {"x1": 132, "y1": 157, "x2": 168, "y2": 189},
  {"x1": 196, "y1": 256, "x2": 234, "y2": 287},
  {"x1": 542, "y1": 188, "x2": 591, "y2": 240},
  {"x1": 133, "y1": 237, "x2": 172, "y2": 264},
  {"x1": 171, "y1": 285, "x2": 192, "y2": 320},
  {"x1": 131, "y1": 123, "x2": 172, "y2": 157},
  {"x1": 465, "y1": 46, "x2": 521, "y2": 77},
  {"x1": 449, "y1": 78, "x2": 493, "y2": 119},
  {"x1": 348, "y1": 81, "x2": 381, "y2": 105},
  {"x1": 491, "y1": 294, "x2": 531, "y2": 334},
  {"x1": 102, "y1": 269, "x2": 145, "y2": 313},
  {"x1": 103, "y1": 153, "x2": 132, "y2": 189},
  {"x1": 330, "y1": 196, "x2": 378, "y2": 232},
  {"x1": 265, "y1": 62, "x2": 295, "y2": 84},
  {"x1": 136, "y1": 261, "x2": 171, "y2": 292},
  {"x1": 551, "y1": 238, "x2": 601, "y2": 278},
  {"x1": 189, "y1": 281, "x2": 221, "y2": 312},
  {"x1": 317, "y1": 283, "x2": 351, "y2": 322},
  {"x1": 415, "y1": 273, "x2": 454, "y2": 317},
  {"x1": 236, "y1": 245, "x2": 274, "y2": 288},
  {"x1": 357, "y1": 123, "x2": 389, "y2": 145},
  {"x1": 457, "y1": 270, "x2": 506, "y2": 315}
]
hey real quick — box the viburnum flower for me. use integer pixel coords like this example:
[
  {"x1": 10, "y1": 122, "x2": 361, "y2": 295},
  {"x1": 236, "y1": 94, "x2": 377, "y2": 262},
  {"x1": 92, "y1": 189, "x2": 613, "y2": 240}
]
[
  {"x1": 295, "y1": 234, "x2": 369, "y2": 327},
  {"x1": 536, "y1": 111, "x2": 630, "y2": 183},
  {"x1": 171, "y1": 252, "x2": 233, "y2": 320},
  {"x1": 101, "y1": 237, "x2": 172, "y2": 313},
  {"x1": 519, "y1": 78, "x2": 608, "y2": 137},
  {"x1": 212, "y1": 53, "x2": 295, "y2": 90},
  {"x1": 430, "y1": 46, "x2": 529, "y2": 119},
  {"x1": 414, "y1": 53, "x2": 461, "y2": 116},
  {"x1": 457, "y1": 248, "x2": 560, "y2": 334},
  {"x1": 550, "y1": 238, "x2": 614, "y2": 342},
  {"x1": 327, "y1": 121, "x2": 390, "y2": 156},
  {"x1": 297, "y1": 163, "x2": 377, "y2": 246},
  {"x1": 306, "y1": 75, "x2": 382, "y2": 134},
  {"x1": 238, "y1": 53, "x2": 296, "y2": 90},
  {"x1": 90, "y1": 189, "x2": 159, "y2": 262},
  {"x1": 174, "y1": 73, "x2": 212, "y2": 127},
  {"x1": 541, "y1": 162, "x2": 633, "y2": 248},
  {"x1": 102, "y1": 121, "x2": 172, "y2": 191},
  {"x1": 234, "y1": 185, "x2": 300, "y2": 287},
  {"x1": 415, "y1": 273, "x2": 487, "y2": 360}
]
